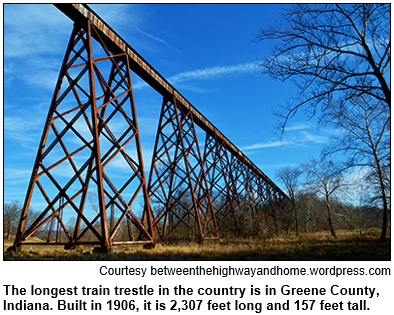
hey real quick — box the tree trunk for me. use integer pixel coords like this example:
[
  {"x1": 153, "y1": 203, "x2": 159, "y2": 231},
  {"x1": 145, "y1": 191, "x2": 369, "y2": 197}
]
[
  {"x1": 376, "y1": 159, "x2": 389, "y2": 242},
  {"x1": 379, "y1": 195, "x2": 389, "y2": 242},
  {"x1": 369, "y1": 135, "x2": 389, "y2": 242},
  {"x1": 292, "y1": 200, "x2": 299, "y2": 237},
  {"x1": 325, "y1": 198, "x2": 336, "y2": 237}
]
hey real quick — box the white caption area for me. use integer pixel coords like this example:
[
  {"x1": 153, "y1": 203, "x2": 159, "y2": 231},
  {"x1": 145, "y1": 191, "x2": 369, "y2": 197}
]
[{"x1": 2, "y1": 260, "x2": 392, "y2": 314}]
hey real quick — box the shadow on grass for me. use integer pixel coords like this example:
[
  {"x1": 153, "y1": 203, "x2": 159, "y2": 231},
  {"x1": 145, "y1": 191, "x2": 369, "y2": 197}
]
[{"x1": 3, "y1": 234, "x2": 390, "y2": 261}]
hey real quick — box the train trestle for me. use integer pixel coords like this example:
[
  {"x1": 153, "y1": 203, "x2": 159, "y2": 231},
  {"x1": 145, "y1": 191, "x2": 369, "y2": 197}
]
[{"x1": 9, "y1": 4, "x2": 288, "y2": 253}]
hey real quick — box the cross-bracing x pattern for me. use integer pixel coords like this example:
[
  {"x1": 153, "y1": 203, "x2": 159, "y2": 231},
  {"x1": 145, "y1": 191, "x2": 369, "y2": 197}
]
[
  {"x1": 202, "y1": 134, "x2": 285, "y2": 238},
  {"x1": 13, "y1": 21, "x2": 154, "y2": 249},
  {"x1": 147, "y1": 97, "x2": 219, "y2": 241},
  {"x1": 12, "y1": 16, "x2": 288, "y2": 251},
  {"x1": 203, "y1": 134, "x2": 240, "y2": 235}
]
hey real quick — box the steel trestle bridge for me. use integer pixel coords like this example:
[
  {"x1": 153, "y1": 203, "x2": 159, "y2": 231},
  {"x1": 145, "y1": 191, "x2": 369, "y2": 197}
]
[{"x1": 10, "y1": 4, "x2": 288, "y2": 252}]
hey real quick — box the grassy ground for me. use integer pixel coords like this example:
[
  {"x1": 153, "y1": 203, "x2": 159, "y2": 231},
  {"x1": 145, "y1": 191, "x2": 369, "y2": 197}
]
[{"x1": 3, "y1": 230, "x2": 390, "y2": 261}]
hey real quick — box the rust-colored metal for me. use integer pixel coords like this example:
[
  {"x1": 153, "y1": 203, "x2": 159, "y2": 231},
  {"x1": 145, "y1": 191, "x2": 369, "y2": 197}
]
[
  {"x1": 146, "y1": 97, "x2": 219, "y2": 241},
  {"x1": 12, "y1": 19, "x2": 154, "y2": 251},
  {"x1": 11, "y1": 4, "x2": 289, "y2": 251},
  {"x1": 202, "y1": 133, "x2": 286, "y2": 238},
  {"x1": 54, "y1": 4, "x2": 286, "y2": 199}
]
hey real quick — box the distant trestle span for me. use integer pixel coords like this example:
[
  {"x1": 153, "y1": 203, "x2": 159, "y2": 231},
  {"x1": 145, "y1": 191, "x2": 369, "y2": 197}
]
[{"x1": 10, "y1": 4, "x2": 288, "y2": 253}]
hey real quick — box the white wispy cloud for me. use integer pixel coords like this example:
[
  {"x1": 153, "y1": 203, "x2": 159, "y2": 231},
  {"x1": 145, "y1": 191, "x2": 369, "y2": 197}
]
[
  {"x1": 285, "y1": 123, "x2": 312, "y2": 131},
  {"x1": 4, "y1": 4, "x2": 70, "y2": 58},
  {"x1": 4, "y1": 169, "x2": 33, "y2": 183},
  {"x1": 129, "y1": 25, "x2": 178, "y2": 51},
  {"x1": 131, "y1": 62, "x2": 257, "y2": 90},
  {"x1": 168, "y1": 63, "x2": 257, "y2": 85},
  {"x1": 90, "y1": 4, "x2": 139, "y2": 32},
  {"x1": 301, "y1": 131, "x2": 327, "y2": 143},
  {"x1": 242, "y1": 125, "x2": 329, "y2": 151},
  {"x1": 4, "y1": 4, "x2": 72, "y2": 95},
  {"x1": 242, "y1": 140, "x2": 289, "y2": 150},
  {"x1": 4, "y1": 114, "x2": 44, "y2": 149}
]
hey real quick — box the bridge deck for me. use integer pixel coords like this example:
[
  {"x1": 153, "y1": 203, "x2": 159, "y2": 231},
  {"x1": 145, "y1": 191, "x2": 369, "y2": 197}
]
[{"x1": 54, "y1": 3, "x2": 287, "y2": 199}]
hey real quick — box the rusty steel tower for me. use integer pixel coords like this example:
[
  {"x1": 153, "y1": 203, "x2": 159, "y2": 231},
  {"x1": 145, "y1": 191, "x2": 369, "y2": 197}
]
[{"x1": 10, "y1": 4, "x2": 288, "y2": 252}]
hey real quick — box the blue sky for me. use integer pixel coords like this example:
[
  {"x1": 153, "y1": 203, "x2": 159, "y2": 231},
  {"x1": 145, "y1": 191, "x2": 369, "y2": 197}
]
[{"x1": 4, "y1": 4, "x2": 333, "y2": 209}]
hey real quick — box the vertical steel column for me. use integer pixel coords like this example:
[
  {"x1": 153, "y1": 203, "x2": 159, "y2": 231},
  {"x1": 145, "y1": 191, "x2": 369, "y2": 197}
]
[
  {"x1": 202, "y1": 134, "x2": 239, "y2": 235},
  {"x1": 86, "y1": 21, "x2": 110, "y2": 249},
  {"x1": 123, "y1": 51, "x2": 155, "y2": 244},
  {"x1": 147, "y1": 97, "x2": 219, "y2": 241},
  {"x1": 11, "y1": 20, "x2": 154, "y2": 251},
  {"x1": 12, "y1": 24, "x2": 82, "y2": 251},
  {"x1": 11, "y1": 2, "x2": 290, "y2": 251},
  {"x1": 202, "y1": 133, "x2": 289, "y2": 239}
]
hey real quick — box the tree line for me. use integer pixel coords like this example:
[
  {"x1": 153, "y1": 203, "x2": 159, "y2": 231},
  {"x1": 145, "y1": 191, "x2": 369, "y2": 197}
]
[
  {"x1": 254, "y1": 3, "x2": 390, "y2": 241},
  {"x1": 4, "y1": 4, "x2": 390, "y2": 243}
]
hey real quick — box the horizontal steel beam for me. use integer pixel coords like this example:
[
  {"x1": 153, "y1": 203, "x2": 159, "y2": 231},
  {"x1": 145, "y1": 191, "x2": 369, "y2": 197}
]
[{"x1": 54, "y1": 3, "x2": 287, "y2": 199}]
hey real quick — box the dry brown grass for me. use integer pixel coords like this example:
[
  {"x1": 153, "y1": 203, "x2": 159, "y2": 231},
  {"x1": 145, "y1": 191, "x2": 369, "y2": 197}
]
[{"x1": 3, "y1": 229, "x2": 390, "y2": 261}]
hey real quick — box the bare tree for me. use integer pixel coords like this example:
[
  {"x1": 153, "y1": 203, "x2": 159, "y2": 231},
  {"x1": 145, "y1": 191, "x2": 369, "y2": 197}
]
[
  {"x1": 297, "y1": 192, "x2": 323, "y2": 233},
  {"x1": 304, "y1": 158, "x2": 342, "y2": 237},
  {"x1": 322, "y1": 95, "x2": 390, "y2": 240},
  {"x1": 276, "y1": 166, "x2": 302, "y2": 236},
  {"x1": 4, "y1": 201, "x2": 22, "y2": 239},
  {"x1": 254, "y1": 4, "x2": 390, "y2": 132},
  {"x1": 351, "y1": 182, "x2": 382, "y2": 236}
]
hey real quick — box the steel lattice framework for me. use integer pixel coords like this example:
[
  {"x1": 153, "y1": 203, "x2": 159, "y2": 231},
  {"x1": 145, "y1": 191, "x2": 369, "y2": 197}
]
[
  {"x1": 10, "y1": 4, "x2": 288, "y2": 252},
  {"x1": 147, "y1": 97, "x2": 219, "y2": 241}
]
